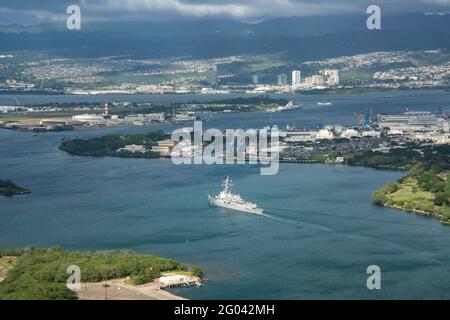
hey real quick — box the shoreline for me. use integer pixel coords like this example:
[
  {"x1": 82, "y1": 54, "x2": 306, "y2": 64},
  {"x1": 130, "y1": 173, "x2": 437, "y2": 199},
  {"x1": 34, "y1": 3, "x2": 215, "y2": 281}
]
[
  {"x1": 382, "y1": 203, "x2": 449, "y2": 225},
  {"x1": 0, "y1": 179, "x2": 31, "y2": 197}
]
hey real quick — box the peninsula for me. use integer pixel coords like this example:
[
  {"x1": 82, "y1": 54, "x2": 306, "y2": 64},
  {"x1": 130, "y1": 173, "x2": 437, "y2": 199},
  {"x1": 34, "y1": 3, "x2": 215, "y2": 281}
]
[
  {"x1": 0, "y1": 180, "x2": 30, "y2": 196},
  {"x1": 349, "y1": 144, "x2": 450, "y2": 224},
  {"x1": 0, "y1": 246, "x2": 202, "y2": 300},
  {"x1": 59, "y1": 131, "x2": 169, "y2": 158}
]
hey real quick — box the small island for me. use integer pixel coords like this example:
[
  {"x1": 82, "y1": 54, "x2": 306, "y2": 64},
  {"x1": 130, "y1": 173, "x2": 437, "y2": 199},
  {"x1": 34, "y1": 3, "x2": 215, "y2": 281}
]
[
  {"x1": 0, "y1": 246, "x2": 203, "y2": 300},
  {"x1": 349, "y1": 144, "x2": 450, "y2": 224},
  {"x1": 59, "y1": 131, "x2": 169, "y2": 158},
  {"x1": 194, "y1": 95, "x2": 289, "y2": 112},
  {"x1": 0, "y1": 180, "x2": 30, "y2": 197}
]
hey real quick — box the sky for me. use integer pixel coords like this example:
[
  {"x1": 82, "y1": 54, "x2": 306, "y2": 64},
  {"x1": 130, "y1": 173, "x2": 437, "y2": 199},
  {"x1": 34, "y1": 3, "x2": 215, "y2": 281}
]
[{"x1": 1, "y1": 0, "x2": 450, "y2": 25}]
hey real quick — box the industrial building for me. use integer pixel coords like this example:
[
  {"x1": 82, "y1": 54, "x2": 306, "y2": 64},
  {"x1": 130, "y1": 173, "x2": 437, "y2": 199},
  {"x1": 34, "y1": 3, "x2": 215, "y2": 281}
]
[
  {"x1": 377, "y1": 111, "x2": 449, "y2": 134},
  {"x1": 151, "y1": 140, "x2": 176, "y2": 156}
]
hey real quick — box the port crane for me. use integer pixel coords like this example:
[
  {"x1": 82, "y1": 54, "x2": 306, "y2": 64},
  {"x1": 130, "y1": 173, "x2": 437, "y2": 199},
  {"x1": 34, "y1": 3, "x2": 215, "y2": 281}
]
[
  {"x1": 316, "y1": 114, "x2": 325, "y2": 129},
  {"x1": 353, "y1": 107, "x2": 373, "y2": 128},
  {"x1": 353, "y1": 112, "x2": 365, "y2": 125}
]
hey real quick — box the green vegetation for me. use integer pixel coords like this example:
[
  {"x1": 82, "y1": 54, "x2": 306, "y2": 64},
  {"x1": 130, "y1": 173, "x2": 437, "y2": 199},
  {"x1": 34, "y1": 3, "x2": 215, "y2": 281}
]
[
  {"x1": 0, "y1": 179, "x2": 30, "y2": 196},
  {"x1": 189, "y1": 266, "x2": 203, "y2": 278},
  {"x1": 348, "y1": 147, "x2": 423, "y2": 170},
  {"x1": 372, "y1": 182, "x2": 398, "y2": 206},
  {"x1": 0, "y1": 246, "x2": 201, "y2": 300},
  {"x1": 365, "y1": 144, "x2": 450, "y2": 224},
  {"x1": 372, "y1": 175, "x2": 450, "y2": 223},
  {"x1": 59, "y1": 131, "x2": 168, "y2": 158},
  {"x1": 180, "y1": 95, "x2": 288, "y2": 112},
  {"x1": 0, "y1": 256, "x2": 17, "y2": 283}
]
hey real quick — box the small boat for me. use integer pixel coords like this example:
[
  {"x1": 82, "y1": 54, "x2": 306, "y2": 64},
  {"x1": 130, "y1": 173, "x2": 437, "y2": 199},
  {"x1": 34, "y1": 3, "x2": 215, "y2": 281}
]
[{"x1": 273, "y1": 100, "x2": 302, "y2": 112}]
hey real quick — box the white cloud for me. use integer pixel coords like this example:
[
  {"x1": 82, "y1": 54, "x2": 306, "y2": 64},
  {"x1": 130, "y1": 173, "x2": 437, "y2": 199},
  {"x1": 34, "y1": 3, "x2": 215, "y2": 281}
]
[
  {"x1": 85, "y1": 0, "x2": 363, "y2": 19},
  {"x1": 0, "y1": 7, "x2": 65, "y2": 24},
  {"x1": 2, "y1": 0, "x2": 450, "y2": 24}
]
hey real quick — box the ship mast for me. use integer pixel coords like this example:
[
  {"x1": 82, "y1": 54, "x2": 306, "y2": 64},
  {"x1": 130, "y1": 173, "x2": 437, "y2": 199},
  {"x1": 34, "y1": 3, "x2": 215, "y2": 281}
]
[{"x1": 222, "y1": 176, "x2": 233, "y2": 194}]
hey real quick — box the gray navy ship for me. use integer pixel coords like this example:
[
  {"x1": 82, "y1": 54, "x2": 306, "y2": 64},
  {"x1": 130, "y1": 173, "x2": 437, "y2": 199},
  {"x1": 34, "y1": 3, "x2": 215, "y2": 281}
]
[{"x1": 208, "y1": 177, "x2": 263, "y2": 214}]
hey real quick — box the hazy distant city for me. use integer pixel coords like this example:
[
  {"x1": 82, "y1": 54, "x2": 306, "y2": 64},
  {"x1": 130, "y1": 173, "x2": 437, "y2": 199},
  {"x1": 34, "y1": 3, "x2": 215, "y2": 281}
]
[{"x1": 1, "y1": 49, "x2": 450, "y2": 95}]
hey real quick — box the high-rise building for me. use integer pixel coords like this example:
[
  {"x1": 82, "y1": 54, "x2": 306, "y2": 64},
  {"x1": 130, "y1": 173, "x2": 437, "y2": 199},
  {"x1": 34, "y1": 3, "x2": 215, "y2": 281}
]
[
  {"x1": 321, "y1": 69, "x2": 339, "y2": 86},
  {"x1": 277, "y1": 74, "x2": 287, "y2": 86},
  {"x1": 312, "y1": 75, "x2": 324, "y2": 85},
  {"x1": 330, "y1": 70, "x2": 339, "y2": 86},
  {"x1": 292, "y1": 70, "x2": 301, "y2": 86},
  {"x1": 304, "y1": 76, "x2": 313, "y2": 86},
  {"x1": 206, "y1": 65, "x2": 218, "y2": 86},
  {"x1": 252, "y1": 75, "x2": 259, "y2": 85}
]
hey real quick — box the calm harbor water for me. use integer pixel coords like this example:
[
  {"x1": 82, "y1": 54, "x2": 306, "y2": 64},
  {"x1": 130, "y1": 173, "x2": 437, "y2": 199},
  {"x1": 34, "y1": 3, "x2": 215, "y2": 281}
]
[{"x1": 1, "y1": 89, "x2": 450, "y2": 299}]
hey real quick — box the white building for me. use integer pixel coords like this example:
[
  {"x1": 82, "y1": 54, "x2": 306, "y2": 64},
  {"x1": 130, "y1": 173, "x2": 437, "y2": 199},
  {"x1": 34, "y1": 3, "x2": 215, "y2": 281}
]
[
  {"x1": 117, "y1": 144, "x2": 147, "y2": 153},
  {"x1": 340, "y1": 128, "x2": 361, "y2": 139},
  {"x1": 321, "y1": 69, "x2": 340, "y2": 86},
  {"x1": 292, "y1": 70, "x2": 301, "y2": 86},
  {"x1": 312, "y1": 75, "x2": 324, "y2": 86},
  {"x1": 316, "y1": 129, "x2": 334, "y2": 140},
  {"x1": 151, "y1": 140, "x2": 175, "y2": 156},
  {"x1": 361, "y1": 130, "x2": 381, "y2": 138},
  {"x1": 72, "y1": 114, "x2": 105, "y2": 123},
  {"x1": 0, "y1": 106, "x2": 26, "y2": 114}
]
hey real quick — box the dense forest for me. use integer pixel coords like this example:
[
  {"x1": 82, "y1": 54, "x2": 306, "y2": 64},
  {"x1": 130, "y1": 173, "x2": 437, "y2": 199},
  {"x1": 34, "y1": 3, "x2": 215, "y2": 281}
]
[{"x1": 348, "y1": 146, "x2": 425, "y2": 170}]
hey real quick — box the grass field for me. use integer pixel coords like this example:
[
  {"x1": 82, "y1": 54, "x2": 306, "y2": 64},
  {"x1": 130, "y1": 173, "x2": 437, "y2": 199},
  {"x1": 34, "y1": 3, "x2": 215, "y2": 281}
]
[
  {"x1": 389, "y1": 177, "x2": 435, "y2": 202},
  {"x1": 382, "y1": 176, "x2": 450, "y2": 220}
]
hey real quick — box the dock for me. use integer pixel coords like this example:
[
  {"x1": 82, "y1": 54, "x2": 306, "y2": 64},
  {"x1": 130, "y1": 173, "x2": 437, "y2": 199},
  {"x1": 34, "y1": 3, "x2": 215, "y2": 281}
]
[{"x1": 158, "y1": 274, "x2": 203, "y2": 289}]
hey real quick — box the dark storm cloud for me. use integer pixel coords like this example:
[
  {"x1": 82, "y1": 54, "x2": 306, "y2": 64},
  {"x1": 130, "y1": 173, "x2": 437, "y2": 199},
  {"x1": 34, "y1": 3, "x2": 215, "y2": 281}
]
[{"x1": 1, "y1": 0, "x2": 450, "y2": 25}]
